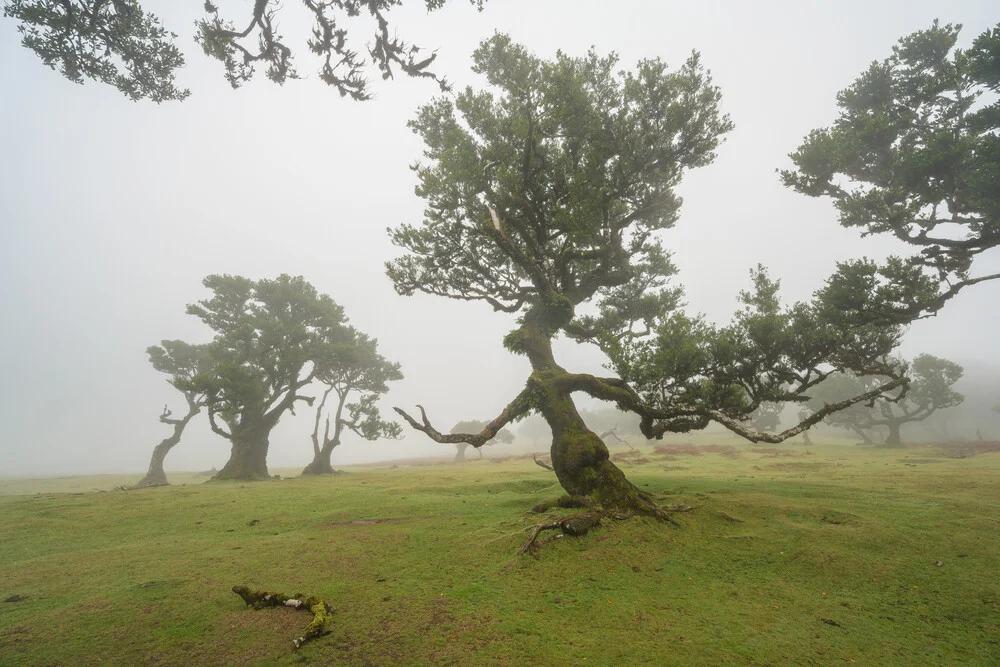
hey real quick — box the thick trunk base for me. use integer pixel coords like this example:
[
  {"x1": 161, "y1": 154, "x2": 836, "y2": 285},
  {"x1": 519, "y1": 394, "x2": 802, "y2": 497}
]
[
  {"x1": 550, "y1": 425, "x2": 661, "y2": 517},
  {"x1": 301, "y1": 458, "x2": 336, "y2": 476},
  {"x1": 136, "y1": 441, "x2": 173, "y2": 487},
  {"x1": 214, "y1": 437, "x2": 270, "y2": 480}
]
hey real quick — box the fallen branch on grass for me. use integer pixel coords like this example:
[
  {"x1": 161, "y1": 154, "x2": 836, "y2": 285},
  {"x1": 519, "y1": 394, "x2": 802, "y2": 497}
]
[{"x1": 232, "y1": 585, "x2": 334, "y2": 649}]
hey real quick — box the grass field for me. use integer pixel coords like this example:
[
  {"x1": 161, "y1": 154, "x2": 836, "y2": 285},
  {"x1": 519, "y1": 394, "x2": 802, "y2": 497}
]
[{"x1": 1, "y1": 440, "x2": 998, "y2": 665}]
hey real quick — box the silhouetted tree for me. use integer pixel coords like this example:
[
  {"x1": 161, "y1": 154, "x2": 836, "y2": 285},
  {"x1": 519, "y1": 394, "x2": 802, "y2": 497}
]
[
  {"x1": 3, "y1": 0, "x2": 485, "y2": 101},
  {"x1": 808, "y1": 355, "x2": 964, "y2": 447},
  {"x1": 185, "y1": 274, "x2": 349, "y2": 480},
  {"x1": 389, "y1": 35, "x2": 908, "y2": 516},
  {"x1": 450, "y1": 420, "x2": 513, "y2": 461},
  {"x1": 749, "y1": 402, "x2": 782, "y2": 433},
  {"x1": 136, "y1": 340, "x2": 213, "y2": 487},
  {"x1": 782, "y1": 21, "x2": 1000, "y2": 324},
  {"x1": 302, "y1": 331, "x2": 402, "y2": 475}
]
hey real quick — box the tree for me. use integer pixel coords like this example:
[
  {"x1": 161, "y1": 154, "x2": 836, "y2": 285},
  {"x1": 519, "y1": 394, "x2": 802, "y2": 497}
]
[
  {"x1": 748, "y1": 402, "x2": 782, "y2": 433},
  {"x1": 185, "y1": 274, "x2": 349, "y2": 480},
  {"x1": 136, "y1": 340, "x2": 213, "y2": 487},
  {"x1": 450, "y1": 420, "x2": 513, "y2": 461},
  {"x1": 302, "y1": 330, "x2": 403, "y2": 475},
  {"x1": 3, "y1": 0, "x2": 484, "y2": 102},
  {"x1": 388, "y1": 35, "x2": 908, "y2": 517},
  {"x1": 808, "y1": 355, "x2": 964, "y2": 447},
  {"x1": 781, "y1": 21, "x2": 1000, "y2": 325}
]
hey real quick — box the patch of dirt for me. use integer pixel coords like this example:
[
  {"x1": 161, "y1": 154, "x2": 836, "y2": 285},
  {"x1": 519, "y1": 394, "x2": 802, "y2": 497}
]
[{"x1": 652, "y1": 444, "x2": 702, "y2": 456}]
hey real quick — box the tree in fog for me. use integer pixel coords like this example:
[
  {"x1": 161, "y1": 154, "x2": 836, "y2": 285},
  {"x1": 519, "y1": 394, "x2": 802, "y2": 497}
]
[
  {"x1": 782, "y1": 21, "x2": 1000, "y2": 325},
  {"x1": 807, "y1": 355, "x2": 964, "y2": 446},
  {"x1": 388, "y1": 35, "x2": 908, "y2": 517},
  {"x1": 185, "y1": 274, "x2": 349, "y2": 480},
  {"x1": 302, "y1": 331, "x2": 402, "y2": 475},
  {"x1": 136, "y1": 340, "x2": 213, "y2": 487},
  {"x1": 748, "y1": 402, "x2": 782, "y2": 433},
  {"x1": 3, "y1": 0, "x2": 484, "y2": 101},
  {"x1": 450, "y1": 420, "x2": 513, "y2": 461}
]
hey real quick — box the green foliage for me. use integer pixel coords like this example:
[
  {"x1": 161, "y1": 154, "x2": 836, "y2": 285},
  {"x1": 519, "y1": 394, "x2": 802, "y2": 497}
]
[
  {"x1": 781, "y1": 21, "x2": 1000, "y2": 321},
  {"x1": 146, "y1": 340, "x2": 214, "y2": 397},
  {"x1": 184, "y1": 274, "x2": 348, "y2": 440},
  {"x1": 314, "y1": 331, "x2": 403, "y2": 443},
  {"x1": 608, "y1": 266, "x2": 904, "y2": 436},
  {"x1": 3, "y1": 0, "x2": 188, "y2": 102},
  {"x1": 387, "y1": 33, "x2": 732, "y2": 324},
  {"x1": 5, "y1": 0, "x2": 483, "y2": 101}
]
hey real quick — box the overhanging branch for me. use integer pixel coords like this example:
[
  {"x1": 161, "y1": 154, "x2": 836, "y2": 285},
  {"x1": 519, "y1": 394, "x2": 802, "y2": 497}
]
[{"x1": 394, "y1": 387, "x2": 532, "y2": 447}]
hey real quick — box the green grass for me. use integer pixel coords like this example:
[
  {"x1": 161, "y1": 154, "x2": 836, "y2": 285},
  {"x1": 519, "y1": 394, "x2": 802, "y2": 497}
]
[{"x1": 1, "y1": 442, "x2": 998, "y2": 665}]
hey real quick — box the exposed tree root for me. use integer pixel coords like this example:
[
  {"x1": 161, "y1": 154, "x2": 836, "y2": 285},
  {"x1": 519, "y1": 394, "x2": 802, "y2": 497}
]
[
  {"x1": 509, "y1": 496, "x2": 696, "y2": 565},
  {"x1": 232, "y1": 585, "x2": 334, "y2": 649}
]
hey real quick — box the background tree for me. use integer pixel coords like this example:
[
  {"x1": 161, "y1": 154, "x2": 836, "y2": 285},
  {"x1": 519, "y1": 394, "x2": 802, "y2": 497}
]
[
  {"x1": 516, "y1": 415, "x2": 551, "y2": 450},
  {"x1": 781, "y1": 21, "x2": 1000, "y2": 324},
  {"x1": 3, "y1": 0, "x2": 485, "y2": 101},
  {"x1": 388, "y1": 35, "x2": 908, "y2": 517},
  {"x1": 185, "y1": 274, "x2": 349, "y2": 480},
  {"x1": 450, "y1": 420, "x2": 513, "y2": 461},
  {"x1": 136, "y1": 340, "x2": 213, "y2": 487},
  {"x1": 303, "y1": 330, "x2": 402, "y2": 475},
  {"x1": 808, "y1": 355, "x2": 964, "y2": 446},
  {"x1": 748, "y1": 402, "x2": 782, "y2": 433}
]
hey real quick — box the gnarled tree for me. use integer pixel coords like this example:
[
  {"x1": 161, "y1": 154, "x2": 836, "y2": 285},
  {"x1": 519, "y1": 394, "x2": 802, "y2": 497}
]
[
  {"x1": 185, "y1": 274, "x2": 349, "y2": 480},
  {"x1": 3, "y1": 0, "x2": 484, "y2": 101},
  {"x1": 781, "y1": 21, "x2": 1000, "y2": 324},
  {"x1": 388, "y1": 35, "x2": 908, "y2": 517},
  {"x1": 302, "y1": 330, "x2": 402, "y2": 475},
  {"x1": 137, "y1": 340, "x2": 213, "y2": 487},
  {"x1": 807, "y1": 355, "x2": 964, "y2": 446}
]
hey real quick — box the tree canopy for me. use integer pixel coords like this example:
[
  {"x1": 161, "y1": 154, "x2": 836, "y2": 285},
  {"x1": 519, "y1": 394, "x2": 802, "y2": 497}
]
[
  {"x1": 184, "y1": 274, "x2": 350, "y2": 479},
  {"x1": 781, "y1": 21, "x2": 1000, "y2": 324},
  {"x1": 389, "y1": 35, "x2": 909, "y2": 516},
  {"x1": 3, "y1": 0, "x2": 484, "y2": 101}
]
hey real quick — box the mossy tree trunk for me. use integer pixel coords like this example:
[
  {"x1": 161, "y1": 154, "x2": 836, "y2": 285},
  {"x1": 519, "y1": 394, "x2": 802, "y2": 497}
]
[
  {"x1": 136, "y1": 402, "x2": 200, "y2": 488},
  {"x1": 518, "y1": 315, "x2": 662, "y2": 516}
]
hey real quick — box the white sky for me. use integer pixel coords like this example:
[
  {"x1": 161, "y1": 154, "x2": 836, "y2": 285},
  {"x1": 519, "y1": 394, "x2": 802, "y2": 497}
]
[{"x1": 1, "y1": 0, "x2": 998, "y2": 476}]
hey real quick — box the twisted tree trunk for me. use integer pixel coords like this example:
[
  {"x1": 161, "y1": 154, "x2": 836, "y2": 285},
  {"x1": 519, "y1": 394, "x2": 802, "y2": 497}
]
[
  {"x1": 136, "y1": 403, "x2": 200, "y2": 488},
  {"x1": 519, "y1": 319, "x2": 662, "y2": 516},
  {"x1": 302, "y1": 387, "x2": 343, "y2": 476}
]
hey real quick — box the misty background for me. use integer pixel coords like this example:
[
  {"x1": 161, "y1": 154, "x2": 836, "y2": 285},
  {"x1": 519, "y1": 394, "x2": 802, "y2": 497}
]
[{"x1": 1, "y1": 0, "x2": 998, "y2": 476}]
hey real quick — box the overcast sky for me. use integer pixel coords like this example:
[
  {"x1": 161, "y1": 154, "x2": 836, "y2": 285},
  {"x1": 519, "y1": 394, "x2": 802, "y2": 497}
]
[{"x1": 1, "y1": 0, "x2": 997, "y2": 477}]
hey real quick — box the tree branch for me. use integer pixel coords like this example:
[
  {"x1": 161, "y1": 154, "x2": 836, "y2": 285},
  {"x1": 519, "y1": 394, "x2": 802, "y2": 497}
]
[{"x1": 394, "y1": 387, "x2": 533, "y2": 447}]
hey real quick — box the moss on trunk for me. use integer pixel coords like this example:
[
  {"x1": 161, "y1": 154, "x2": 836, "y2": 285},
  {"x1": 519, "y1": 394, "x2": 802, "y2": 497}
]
[{"x1": 214, "y1": 430, "x2": 271, "y2": 480}]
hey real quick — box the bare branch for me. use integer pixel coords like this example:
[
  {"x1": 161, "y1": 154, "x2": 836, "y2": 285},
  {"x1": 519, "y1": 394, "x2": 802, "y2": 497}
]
[{"x1": 394, "y1": 387, "x2": 532, "y2": 447}]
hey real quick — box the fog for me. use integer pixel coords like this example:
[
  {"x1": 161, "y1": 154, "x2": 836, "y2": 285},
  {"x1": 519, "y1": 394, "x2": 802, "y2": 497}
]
[{"x1": 1, "y1": 0, "x2": 998, "y2": 477}]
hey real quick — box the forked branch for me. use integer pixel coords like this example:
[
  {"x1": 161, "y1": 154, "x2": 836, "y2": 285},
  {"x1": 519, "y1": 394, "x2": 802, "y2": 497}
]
[{"x1": 394, "y1": 387, "x2": 532, "y2": 448}]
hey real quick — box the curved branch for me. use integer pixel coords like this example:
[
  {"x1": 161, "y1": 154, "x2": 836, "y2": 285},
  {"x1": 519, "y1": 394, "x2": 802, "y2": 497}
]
[
  {"x1": 555, "y1": 372, "x2": 909, "y2": 444},
  {"x1": 394, "y1": 387, "x2": 532, "y2": 447}
]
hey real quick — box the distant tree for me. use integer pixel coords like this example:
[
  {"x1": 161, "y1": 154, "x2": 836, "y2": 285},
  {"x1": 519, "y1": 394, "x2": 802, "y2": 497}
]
[
  {"x1": 748, "y1": 402, "x2": 782, "y2": 433},
  {"x1": 797, "y1": 407, "x2": 814, "y2": 445},
  {"x1": 516, "y1": 415, "x2": 551, "y2": 450},
  {"x1": 3, "y1": 0, "x2": 485, "y2": 101},
  {"x1": 185, "y1": 274, "x2": 349, "y2": 480},
  {"x1": 136, "y1": 340, "x2": 213, "y2": 487},
  {"x1": 808, "y1": 355, "x2": 964, "y2": 447},
  {"x1": 389, "y1": 35, "x2": 907, "y2": 517},
  {"x1": 450, "y1": 420, "x2": 513, "y2": 461},
  {"x1": 782, "y1": 21, "x2": 1000, "y2": 325},
  {"x1": 302, "y1": 331, "x2": 402, "y2": 475}
]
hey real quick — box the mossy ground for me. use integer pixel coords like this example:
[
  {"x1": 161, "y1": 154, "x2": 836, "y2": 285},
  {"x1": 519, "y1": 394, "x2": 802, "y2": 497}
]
[{"x1": 1, "y1": 439, "x2": 998, "y2": 665}]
